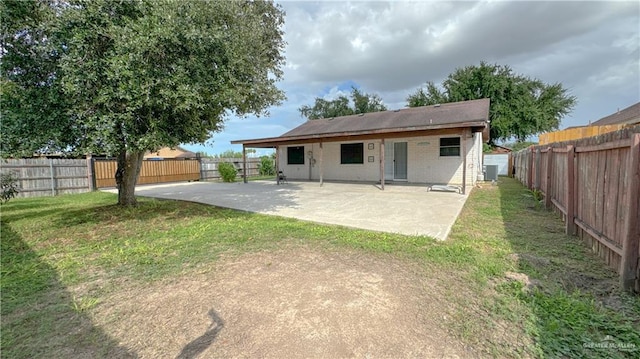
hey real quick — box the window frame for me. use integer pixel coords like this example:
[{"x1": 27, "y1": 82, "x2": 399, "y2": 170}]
[
  {"x1": 439, "y1": 137, "x2": 461, "y2": 157},
  {"x1": 340, "y1": 143, "x2": 364, "y2": 164},
  {"x1": 287, "y1": 146, "x2": 305, "y2": 165}
]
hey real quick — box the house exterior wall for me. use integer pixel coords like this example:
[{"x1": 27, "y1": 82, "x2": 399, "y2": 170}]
[{"x1": 278, "y1": 129, "x2": 482, "y2": 186}]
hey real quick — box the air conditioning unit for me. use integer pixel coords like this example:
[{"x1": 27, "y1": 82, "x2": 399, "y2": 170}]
[{"x1": 484, "y1": 165, "x2": 499, "y2": 181}]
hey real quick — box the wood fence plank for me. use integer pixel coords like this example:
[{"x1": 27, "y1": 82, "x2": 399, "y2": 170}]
[
  {"x1": 603, "y1": 149, "x2": 619, "y2": 244},
  {"x1": 595, "y1": 149, "x2": 606, "y2": 234},
  {"x1": 620, "y1": 134, "x2": 640, "y2": 290},
  {"x1": 615, "y1": 149, "x2": 629, "y2": 254},
  {"x1": 545, "y1": 147, "x2": 553, "y2": 208},
  {"x1": 527, "y1": 149, "x2": 533, "y2": 189},
  {"x1": 575, "y1": 138, "x2": 631, "y2": 153},
  {"x1": 566, "y1": 145, "x2": 576, "y2": 235}
]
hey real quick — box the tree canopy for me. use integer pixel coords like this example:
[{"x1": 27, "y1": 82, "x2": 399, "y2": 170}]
[
  {"x1": 299, "y1": 86, "x2": 387, "y2": 120},
  {"x1": 1, "y1": 0, "x2": 74, "y2": 156},
  {"x1": 1, "y1": 0, "x2": 286, "y2": 205},
  {"x1": 406, "y1": 62, "x2": 577, "y2": 144}
]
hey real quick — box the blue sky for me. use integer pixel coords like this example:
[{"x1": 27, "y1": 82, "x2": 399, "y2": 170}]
[{"x1": 182, "y1": 0, "x2": 640, "y2": 156}]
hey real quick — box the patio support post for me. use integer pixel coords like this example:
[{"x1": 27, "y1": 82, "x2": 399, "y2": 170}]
[
  {"x1": 461, "y1": 130, "x2": 467, "y2": 194},
  {"x1": 275, "y1": 145, "x2": 280, "y2": 185},
  {"x1": 242, "y1": 145, "x2": 248, "y2": 183},
  {"x1": 319, "y1": 141, "x2": 324, "y2": 186},
  {"x1": 380, "y1": 139, "x2": 385, "y2": 190}
]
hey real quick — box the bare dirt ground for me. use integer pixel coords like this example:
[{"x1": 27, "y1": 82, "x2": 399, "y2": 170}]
[{"x1": 88, "y1": 246, "x2": 478, "y2": 358}]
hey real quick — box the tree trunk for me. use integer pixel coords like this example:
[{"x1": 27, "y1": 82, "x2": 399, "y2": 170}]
[{"x1": 115, "y1": 150, "x2": 145, "y2": 206}]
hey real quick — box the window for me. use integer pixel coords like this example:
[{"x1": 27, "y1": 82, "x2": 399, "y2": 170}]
[
  {"x1": 341, "y1": 143, "x2": 364, "y2": 164},
  {"x1": 440, "y1": 137, "x2": 460, "y2": 157},
  {"x1": 287, "y1": 146, "x2": 305, "y2": 165}
]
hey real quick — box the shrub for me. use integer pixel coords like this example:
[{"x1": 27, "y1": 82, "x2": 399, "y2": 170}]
[
  {"x1": 258, "y1": 156, "x2": 275, "y2": 176},
  {"x1": 1, "y1": 172, "x2": 20, "y2": 204},
  {"x1": 218, "y1": 162, "x2": 237, "y2": 182}
]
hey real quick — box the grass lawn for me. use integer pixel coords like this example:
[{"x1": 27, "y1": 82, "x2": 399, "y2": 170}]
[{"x1": 1, "y1": 177, "x2": 639, "y2": 358}]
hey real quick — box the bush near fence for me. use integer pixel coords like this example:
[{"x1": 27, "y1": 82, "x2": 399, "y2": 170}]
[
  {"x1": 513, "y1": 125, "x2": 640, "y2": 291},
  {"x1": 200, "y1": 158, "x2": 264, "y2": 181}
]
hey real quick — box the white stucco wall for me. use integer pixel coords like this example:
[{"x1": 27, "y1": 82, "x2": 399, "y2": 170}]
[{"x1": 278, "y1": 130, "x2": 482, "y2": 186}]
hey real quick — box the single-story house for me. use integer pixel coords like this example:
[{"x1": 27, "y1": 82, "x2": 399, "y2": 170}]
[
  {"x1": 144, "y1": 146, "x2": 197, "y2": 160},
  {"x1": 589, "y1": 101, "x2": 640, "y2": 126},
  {"x1": 231, "y1": 98, "x2": 490, "y2": 193}
]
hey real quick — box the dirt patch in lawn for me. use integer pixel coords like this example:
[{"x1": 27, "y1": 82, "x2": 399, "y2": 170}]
[{"x1": 88, "y1": 246, "x2": 478, "y2": 358}]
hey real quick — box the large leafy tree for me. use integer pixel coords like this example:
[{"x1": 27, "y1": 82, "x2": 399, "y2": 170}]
[
  {"x1": 1, "y1": 0, "x2": 75, "y2": 156},
  {"x1": 299, "y1": 86, "x2": 387, "y2": 119},
  {"x1": 406, "y1": 62, "x2": 576, "y2": 144},
  {"x1": 1, "y1": 0, "x2": 286, "y2": 206}
]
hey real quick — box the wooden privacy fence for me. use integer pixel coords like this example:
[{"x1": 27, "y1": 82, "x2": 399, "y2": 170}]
[
  {"x1": 94, "y1": 159, "x2": 200, "y2": 188},
  {"x1": 539, "y1": 124, "x2": 628, "y2": 145},
  {"x1": 200, "y1": 158, "x2": 262, "y2": 181},
  {"x1": 3, "y1": 156, "x2": 270, "y2": 197},
  {"x1": 513, "y1": 126, "x2": 640, "y2": 291},
  {"x1": 1, "y1": 158, "x2": 91, "y2": 198}
]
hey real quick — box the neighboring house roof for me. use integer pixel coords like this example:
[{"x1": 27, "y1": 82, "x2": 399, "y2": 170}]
[
  {"x1": 590, "y1": 102, "x2": 640, "y2": 126},
  {"x1": 232, "y1": 98, "x2": 490, "y2": 147},
  {"x1": 490, "y1": 145, "x2": 512, "y2": 153},
  {"x1": 144, "y1": 146, "x2": 196, "y2": 159}
]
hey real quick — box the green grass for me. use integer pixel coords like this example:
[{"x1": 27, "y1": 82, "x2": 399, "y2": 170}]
[
  {"x1": 440, "y1": 178, "x2": 640, "y2": 358},
  {"x1": 1, "y1": 178, "x2": 639, "y2": 358}
]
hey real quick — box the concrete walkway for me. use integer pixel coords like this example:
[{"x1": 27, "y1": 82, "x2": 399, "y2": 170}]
[{"x1": 110, "y1": 181, "x2": 470, "y2": 240}]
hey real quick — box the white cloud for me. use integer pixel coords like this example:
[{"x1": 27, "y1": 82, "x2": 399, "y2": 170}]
[{"x1": 186, "y1": 0, "x2": 640, "y2": 155}]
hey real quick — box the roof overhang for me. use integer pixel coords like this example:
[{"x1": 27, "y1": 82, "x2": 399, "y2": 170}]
[{"x1": 232, "y1": 120, "x2": 489, "y2": 148}]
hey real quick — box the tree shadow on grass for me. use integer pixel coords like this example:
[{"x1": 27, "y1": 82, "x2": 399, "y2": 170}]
[
  {"x1": 0, "y1": 199, "x2": 67, "y2": 223},
  {"x1": 54, "y1": 196, "x2": 253, "y2": 229},
  {"x1": 175, "y1": 309, "x2": 224, "y2": 359},
  {"x1": 0, "y1": 223, "x2": 137, "y2": 358},
  {"x1": 497, "y1": 177, "x2": 639, "y2": 358}
]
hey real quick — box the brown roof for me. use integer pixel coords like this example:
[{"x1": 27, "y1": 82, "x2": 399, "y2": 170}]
[
  {"x1": 490, "y1": 145, "x2": 512, "y2": 153},
  {"x1": 144, "y1": 146, "x2": 197, "y2": 159},
  {"x1": 590, "y1": 102, "x2": 640, "y2": 126},
  {"x1": 232, "y1": 98, "x2": 490, "y2": 147}
]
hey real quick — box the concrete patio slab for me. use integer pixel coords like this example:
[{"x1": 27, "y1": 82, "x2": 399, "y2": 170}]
[{"x1": 106, "y1": 181, "x2": 470, "y2": 240}]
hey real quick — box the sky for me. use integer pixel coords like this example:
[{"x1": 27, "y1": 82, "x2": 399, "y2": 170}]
[{"x1": 182, "y1": 0, "x2": 640, "y2": 156}]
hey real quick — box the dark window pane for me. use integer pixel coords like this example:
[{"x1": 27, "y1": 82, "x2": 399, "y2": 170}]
[
  {"x1": 287, "y1": 146, "x2": 305, "y2": 165},
  {"x1": 341, "y1": 143, "x2": 364, "y2": 164},
  {"x1": 440, "y1": 147, "x2": 460, "y2": 157},
  {"x1": 440, "y1": 137, "x2": 460, "y2": 147},
  {"x1": 440, "y1": 137, "x2": 460, "y2": 157}
]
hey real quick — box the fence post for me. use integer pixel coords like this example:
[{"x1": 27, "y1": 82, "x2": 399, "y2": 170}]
[
  {"x1": 49, "y1": 159, "x2": 56, "y2": 196},
  {"x1": 527, "y1": 148, "x2": 533, "y2": 189},
  {"x1": 620, "y1": 133, "x2": 640, "y2": 291},
  {"x1": 545, "y1": 147, "x2": 553, "y2": 209},
  {"x1": 86, "y1": 154, "x2": 95, "y2": 191},
  {"x1": 566, "y1": 145, "x2": 576, "y2": 235},
  {"x1": 507, "y1": 152, "x2": 515, "y2": 178}
]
